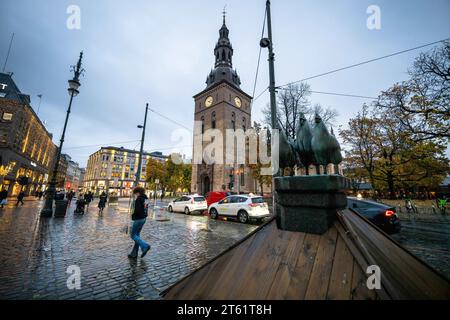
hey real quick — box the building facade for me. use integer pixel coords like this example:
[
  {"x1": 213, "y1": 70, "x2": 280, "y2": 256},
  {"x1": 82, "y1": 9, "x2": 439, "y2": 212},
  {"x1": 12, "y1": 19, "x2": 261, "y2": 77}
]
[
  {"x1": 64, "y1": 155, "x2": 83, "y2": 191},
  {"x1": 0, "y1": 73, "x2": 57, "y2": 197},
  {"x1": 83, "y1": 146, "x2": 167, "y2": 196},
  {"x1": 191, "y1": 16, "x2": 254, "y2": 195}
]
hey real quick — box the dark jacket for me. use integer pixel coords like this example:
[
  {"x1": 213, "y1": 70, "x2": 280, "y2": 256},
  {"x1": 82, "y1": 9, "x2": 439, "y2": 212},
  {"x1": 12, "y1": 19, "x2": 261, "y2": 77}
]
[
  {"x1": 0, "y1": 190, "x2": 7, "y2": 200},
  {"x1": 132, "y1": 194, "x2": 148, "y2": 221},
  {"x1": 98, "y1": 195, "x2": 107, "y2": 207}
]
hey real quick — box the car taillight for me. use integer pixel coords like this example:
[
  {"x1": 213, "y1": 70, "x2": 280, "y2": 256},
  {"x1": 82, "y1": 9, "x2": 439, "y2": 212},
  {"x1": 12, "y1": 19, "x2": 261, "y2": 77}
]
[
  {"x1": 249, "y1": 203, "x2": 258, "y2": 207},
  {"x1": 385, "y1": 210, "x2": 395, "y2": 217},
  {"x1": 191, "y1": 199, "x2": 194, "y2": 204}
]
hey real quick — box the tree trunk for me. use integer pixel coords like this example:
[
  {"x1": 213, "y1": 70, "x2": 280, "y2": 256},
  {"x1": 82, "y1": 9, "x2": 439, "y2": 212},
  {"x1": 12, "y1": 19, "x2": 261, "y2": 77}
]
[{"x1": 387, "y1": 170, "x2": 395, "y2": 199}]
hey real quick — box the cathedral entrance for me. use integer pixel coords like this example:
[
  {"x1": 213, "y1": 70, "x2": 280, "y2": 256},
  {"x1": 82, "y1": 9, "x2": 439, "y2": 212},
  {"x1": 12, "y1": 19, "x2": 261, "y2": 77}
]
[{"x1": 202, "y1": 176, "x2": 211, "y2": 196}]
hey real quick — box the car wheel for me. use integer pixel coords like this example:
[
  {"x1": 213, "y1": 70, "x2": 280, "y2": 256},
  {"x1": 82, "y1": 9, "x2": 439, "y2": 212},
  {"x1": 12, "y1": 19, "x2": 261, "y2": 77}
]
[
  {"x1": 210, "y1": 208, "x2": 218, "y2": 219},
  {"x1": 168, "y1": 205, "x2": 173, "y2": 213},
  {"x1": 238, "y1": 210, "x2": 249, "y2": 224},
  {"x1": 184, "y1": 207, "x2": 190, "y2": 215}
]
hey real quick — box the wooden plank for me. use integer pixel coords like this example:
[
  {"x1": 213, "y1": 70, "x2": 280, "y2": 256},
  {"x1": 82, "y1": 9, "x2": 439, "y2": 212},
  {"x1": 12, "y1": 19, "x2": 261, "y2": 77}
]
[
  {"x1": 222, "y1": 222, "x2": 281, "y2": 299},
  {"x1": 284, "y1": 233, "x2": 321, "y2": 299},
  {"x1": 326, "y1": 234, "x2": 354, "y2": 300},
  {"x1": 164, "y1": 258, "x2": 219, "y2": 300},
  {"x1": 350, "y1": 260, "x2": 378, "y2": 300},
  {"x1": 336, "y1": 214, "x2": 391, "y2": 300},
  {"x1": 340, "y1": 209, "x2": 450, "y2": 299},
  {"x1": 304, "y1": 226, "x2": 338, "y2": 300},
  {"x1": 162, "y1": 217, "x2": 276, "y2": 299},
  {"x1": 209, "y1": 222, "x2": 279, "y2": 299},
  {"x1": 233, "y1": 228, "x2": 291, "y2": 298},
  {"x1": 191, "y1": 229, "x2": 258, "y2": 299},
  {"x1": 265, "y1": 231, "x2": 307, "y2": 299}
]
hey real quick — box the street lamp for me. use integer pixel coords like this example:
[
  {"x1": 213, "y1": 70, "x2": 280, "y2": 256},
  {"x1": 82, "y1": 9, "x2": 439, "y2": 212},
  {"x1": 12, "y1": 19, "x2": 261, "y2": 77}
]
[
  {"x1": 41, "y1": 52, "x2": 84, "y2": 217},
  {"x1": 135, "y1": 103, "x2": 149, "y2": 188}
]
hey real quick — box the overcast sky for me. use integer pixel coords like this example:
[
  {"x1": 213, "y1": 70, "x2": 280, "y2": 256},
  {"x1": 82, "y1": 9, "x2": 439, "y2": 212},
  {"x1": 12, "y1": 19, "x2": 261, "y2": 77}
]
[{"x1": 1, "y1": 0, "x2": 449, "y2": 167}]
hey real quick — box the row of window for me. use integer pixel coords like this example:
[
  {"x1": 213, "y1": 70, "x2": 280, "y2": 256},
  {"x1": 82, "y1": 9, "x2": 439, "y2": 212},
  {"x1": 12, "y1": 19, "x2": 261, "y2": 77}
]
[{"x1": 200, "y1": 112, "x2": 247, "y2": 133}]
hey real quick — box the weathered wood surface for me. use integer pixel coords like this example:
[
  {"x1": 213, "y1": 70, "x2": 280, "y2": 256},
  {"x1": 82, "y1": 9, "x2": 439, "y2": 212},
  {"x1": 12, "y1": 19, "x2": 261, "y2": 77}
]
[
  {"x1": 338, "y1": 209, "x2": 450, "y2": 300},
  {"x1": 163, "y1": 218, "x2": 375, "y2": 300},
  {"x1": 163, "y1": 209, "x2": 450, "y2": 300}
]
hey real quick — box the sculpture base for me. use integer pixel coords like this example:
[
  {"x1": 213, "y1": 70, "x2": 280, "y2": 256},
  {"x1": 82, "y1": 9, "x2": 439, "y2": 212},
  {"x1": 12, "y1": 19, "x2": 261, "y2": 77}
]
[{"x1": 274, "y1": 175, "x2": 350, "y2": 235}]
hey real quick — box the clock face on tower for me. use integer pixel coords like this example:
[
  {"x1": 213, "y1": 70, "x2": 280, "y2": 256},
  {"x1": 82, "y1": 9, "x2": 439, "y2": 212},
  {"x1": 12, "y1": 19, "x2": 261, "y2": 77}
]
[
  {"x1": 234, "y1": 96, "x2": 242, "y2": 108},
  {"x1": 205, "y1": 96, "x2": 214, "y2": 107}
]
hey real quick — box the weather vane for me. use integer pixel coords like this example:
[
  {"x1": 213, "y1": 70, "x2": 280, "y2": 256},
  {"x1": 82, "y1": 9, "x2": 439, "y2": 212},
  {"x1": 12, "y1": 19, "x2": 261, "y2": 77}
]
[{"x1": 222, "y1": 4, "x2": 227, "y2": 23}]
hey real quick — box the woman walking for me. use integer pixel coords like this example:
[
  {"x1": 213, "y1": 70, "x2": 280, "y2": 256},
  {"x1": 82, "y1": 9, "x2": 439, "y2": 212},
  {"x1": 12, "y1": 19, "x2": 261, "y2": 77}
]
[
  {"x1": 128, "y1": 186, "x2": 151, "y2": 259},
  {"x1": 98, "y1": 192, "x2": 107, "y2": 215}
]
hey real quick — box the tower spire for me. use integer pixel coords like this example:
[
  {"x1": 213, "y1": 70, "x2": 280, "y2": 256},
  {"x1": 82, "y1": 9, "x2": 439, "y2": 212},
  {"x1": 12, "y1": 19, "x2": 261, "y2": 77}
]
[
  {"x1": 205, "y1": 10, "x2": 241, "y2": 89},
  {"x1": 222, "y1": 5, "x2": 227, "y2": 25}
]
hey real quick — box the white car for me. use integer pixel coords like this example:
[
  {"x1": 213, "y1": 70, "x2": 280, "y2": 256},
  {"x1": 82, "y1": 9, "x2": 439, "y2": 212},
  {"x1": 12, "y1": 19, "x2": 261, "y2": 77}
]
[
  {"x1": 167, "y1": 195, "x2": 207, "y2": 214},
  {"x1": 208, "y1": 194, "x2": 270, "y2": 224}
]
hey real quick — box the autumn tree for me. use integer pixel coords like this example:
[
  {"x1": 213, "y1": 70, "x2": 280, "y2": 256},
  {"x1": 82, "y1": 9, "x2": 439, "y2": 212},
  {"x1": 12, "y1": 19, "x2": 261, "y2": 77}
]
[
  {"x1": 146, "y1": 155, "x2": 192, "y2": 195},
  {"x1": 376, "y1": 41, "x2": 450, "y2": 141},
  {"x1": 340, "y1": 104, "x2": 379, "y2": 188},
  {"x1": 341, "y1": 105, "x2": 449, "y2": 198},
  {"x1": 145, "y1": 157, "x2": 168, "y2": 192},
  {"x1": 262, "y1": 83, "x2": 338, "y2": 139},
  {"x1": 248, "y1": 122, "x2": 272, "y2": 195}
]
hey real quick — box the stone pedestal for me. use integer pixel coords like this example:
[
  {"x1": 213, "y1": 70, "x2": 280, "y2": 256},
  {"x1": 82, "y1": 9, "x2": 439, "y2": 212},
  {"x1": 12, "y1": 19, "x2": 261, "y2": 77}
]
[{"x1": 274, "y1": 175, "x2": 350, "y2": 234}]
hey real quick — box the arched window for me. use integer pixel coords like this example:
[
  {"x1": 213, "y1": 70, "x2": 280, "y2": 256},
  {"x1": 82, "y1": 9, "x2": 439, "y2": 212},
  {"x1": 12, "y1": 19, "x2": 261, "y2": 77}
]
[
  {"x1": 222, "y1": 50, "x2": 226, "y2": 61},
  {"x1": 242, "y1": 117, "x2": 246, "y2": 131},
  {"x1": 201, "y1": 116, "x2": 205, "y2": 134},
  {"x1": 231, "y1": 112, "x2": 235, "y2": 130},
  {"x1": 211, "y1": 112, "x2": 216, "y2": 129}
]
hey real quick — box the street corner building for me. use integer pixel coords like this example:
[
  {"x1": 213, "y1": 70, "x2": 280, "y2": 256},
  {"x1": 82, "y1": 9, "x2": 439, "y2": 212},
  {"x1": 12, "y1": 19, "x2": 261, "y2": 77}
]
[
  {"x1": 83, "y1": 146, "x2": 167, "y2": 196},
  {"x1": 0, "y1": 72, "x2": 57, "y2": 197},
  {"x1": 191, "y1": 15, "x2": 255, "y2": 195}
]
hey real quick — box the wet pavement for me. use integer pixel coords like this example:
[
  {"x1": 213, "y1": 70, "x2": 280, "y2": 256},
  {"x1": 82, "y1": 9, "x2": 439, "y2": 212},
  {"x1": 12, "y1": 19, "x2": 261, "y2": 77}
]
[
  {"x1": 1, "y1": 199, "x2": 449, "y2": 300},
  {"x1": 391, "y1": 219, "x2": 450, "y2": 280},
  {"x1": 0, "y1": 199, "x2": 258, "y2": 300}
]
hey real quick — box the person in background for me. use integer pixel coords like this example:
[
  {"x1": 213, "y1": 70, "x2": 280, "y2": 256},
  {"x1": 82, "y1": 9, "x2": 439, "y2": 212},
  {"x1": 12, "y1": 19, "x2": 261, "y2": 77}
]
[
  {"x1": 84, "y1": 192, "x2": 93, "y2": 209},
  {"x1": 0, "y1": 189, "x2": 8, "y2": 209},
  {"x1": 98, "y1": 192, "x2": 107, "y2": 215},
  {"x1": 16, "y1": 191, "x2": 25, "y2": 206},
  {"x1": 67, "y1": 190, "x2": 74, "y2": 204},
  {"x1": 128, "y1": 186, "x2": 151, "y2": 259}
]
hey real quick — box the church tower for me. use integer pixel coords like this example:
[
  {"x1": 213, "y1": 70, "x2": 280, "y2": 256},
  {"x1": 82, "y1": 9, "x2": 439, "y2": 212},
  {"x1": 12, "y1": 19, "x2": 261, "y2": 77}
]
[{"x1": 191, "y1": 14, "x2": 253, "y2": 195}]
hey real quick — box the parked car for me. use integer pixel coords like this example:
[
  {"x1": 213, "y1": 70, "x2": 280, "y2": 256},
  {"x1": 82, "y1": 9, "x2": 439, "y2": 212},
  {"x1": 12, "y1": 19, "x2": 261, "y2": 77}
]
[
  {"x1": 167, "y1": 195, "x2": 207, "y2": 215},
  {"x1": 208, "y1": 194, "x2": 270, "y2": 224},
  {"x1": 347, "y1": 197, "x2": 401, "y2": 234},
  {"x1": 205, "y1": 191, "x2": 229, "y2": 207}
]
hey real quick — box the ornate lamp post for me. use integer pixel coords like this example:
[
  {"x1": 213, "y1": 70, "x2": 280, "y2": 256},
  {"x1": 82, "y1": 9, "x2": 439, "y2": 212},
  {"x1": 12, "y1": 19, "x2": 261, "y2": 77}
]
[{"x1": 41, "y1": 52, "x2": 84, "y2": 217}]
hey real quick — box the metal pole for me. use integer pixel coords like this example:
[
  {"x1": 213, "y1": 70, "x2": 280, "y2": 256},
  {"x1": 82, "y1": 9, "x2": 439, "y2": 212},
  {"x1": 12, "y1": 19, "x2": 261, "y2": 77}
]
[
  {"x1": 266, "y1": 0, "x2": 277, "y2": 131},
  {"x1": 41, "y1": 52, "x2": 83, "y2": 217},
  {"x1": 265, "y1": 0, "x2": 279, "y2": 179},
  {"x1": 40, "y1": 92, "x2": 75, "y2": 217},
  {"x1": 135, "y1": 103, "x2": 149, "y2": 187}
]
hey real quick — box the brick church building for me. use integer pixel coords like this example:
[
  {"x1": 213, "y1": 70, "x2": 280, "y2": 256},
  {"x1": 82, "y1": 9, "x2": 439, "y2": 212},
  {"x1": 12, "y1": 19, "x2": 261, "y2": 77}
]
[{"x1": 191, "y1": 15, "x2": 255, "y2": 195}]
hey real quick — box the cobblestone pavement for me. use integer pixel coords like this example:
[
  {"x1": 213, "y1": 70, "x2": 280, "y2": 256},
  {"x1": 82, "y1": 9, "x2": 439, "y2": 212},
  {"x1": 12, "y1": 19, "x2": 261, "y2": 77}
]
[
  {"x1": 391, "y1": 220, "x2": 450, "y2": 280},
  {"x1": 0, "y1": 199, "x2": 259, "y2": 300}
]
